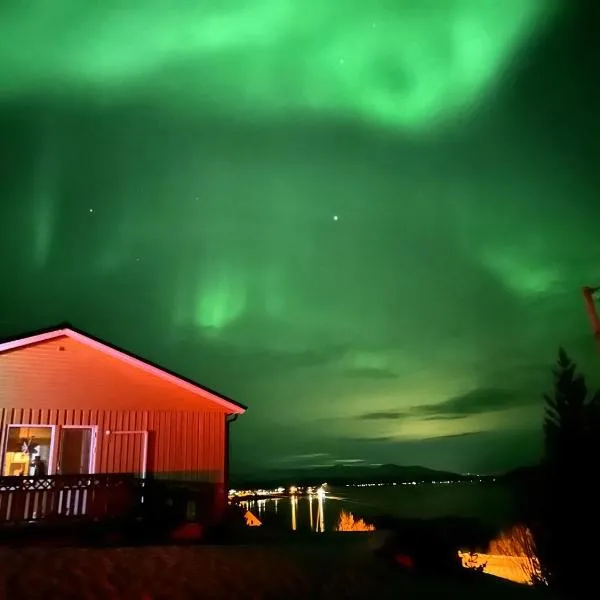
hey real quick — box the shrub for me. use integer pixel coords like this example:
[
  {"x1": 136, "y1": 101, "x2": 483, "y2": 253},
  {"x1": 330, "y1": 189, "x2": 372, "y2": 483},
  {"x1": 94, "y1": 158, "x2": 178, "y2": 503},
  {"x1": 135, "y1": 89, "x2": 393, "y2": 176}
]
[
  {"x1": 336, "y1": 510, "x2": 375, "y2": 532},
  {"x1": 488, "y1": 524, "x2": 543, "y2": 585}
]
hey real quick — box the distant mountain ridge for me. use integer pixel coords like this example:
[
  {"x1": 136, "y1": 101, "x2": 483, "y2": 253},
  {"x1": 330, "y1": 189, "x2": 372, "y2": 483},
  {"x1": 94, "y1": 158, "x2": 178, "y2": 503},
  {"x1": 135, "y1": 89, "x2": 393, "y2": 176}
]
[
  {"x1": 230, "y1": 462, "x2": 470, "y2": 488},
  {"x1": 501, "y1": 464, "x2": 541, "y2": 482}
]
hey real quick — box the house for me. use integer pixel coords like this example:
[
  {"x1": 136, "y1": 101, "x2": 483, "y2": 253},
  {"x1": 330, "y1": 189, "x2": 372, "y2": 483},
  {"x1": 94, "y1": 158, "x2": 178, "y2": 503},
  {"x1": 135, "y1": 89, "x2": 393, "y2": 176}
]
[{"x1": 0, "y1": 323, "x2": 246, "y2": 526}]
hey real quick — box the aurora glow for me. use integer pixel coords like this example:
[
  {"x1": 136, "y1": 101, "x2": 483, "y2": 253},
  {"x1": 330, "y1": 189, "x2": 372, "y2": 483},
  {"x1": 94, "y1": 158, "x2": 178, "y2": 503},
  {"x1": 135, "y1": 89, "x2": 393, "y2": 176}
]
[
  {"x1": 1, "y1": 0, "x2": 555, "y2": 128},
  {"x1": 1, "y1": 0, "x2": 599, "y2": 474}
]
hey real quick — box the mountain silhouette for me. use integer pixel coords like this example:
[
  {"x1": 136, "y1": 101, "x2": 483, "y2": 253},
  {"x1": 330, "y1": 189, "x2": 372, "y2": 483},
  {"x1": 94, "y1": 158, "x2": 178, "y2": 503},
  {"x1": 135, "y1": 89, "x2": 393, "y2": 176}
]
[{"x1": 231, "y1": 463, "x2": 466, "y2": 488}]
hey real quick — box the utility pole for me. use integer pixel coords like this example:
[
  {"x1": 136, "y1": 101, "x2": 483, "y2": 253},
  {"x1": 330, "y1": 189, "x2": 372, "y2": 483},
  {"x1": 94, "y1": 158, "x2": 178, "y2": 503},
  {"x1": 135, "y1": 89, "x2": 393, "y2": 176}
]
[{"x1": 582, "y1": 286, "x2": 600, "y2": 351}]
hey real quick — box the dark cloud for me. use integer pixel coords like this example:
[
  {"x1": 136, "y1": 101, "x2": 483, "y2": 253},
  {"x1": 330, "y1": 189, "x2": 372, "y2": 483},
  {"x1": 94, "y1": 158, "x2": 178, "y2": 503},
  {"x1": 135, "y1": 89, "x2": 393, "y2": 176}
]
[
  {"x1": 275, "y1": 453, "x2": 330, "y2": 463},
  {"x1": 339, "y1": 428, "x2": 542, "y2": 474},
  {"x1": 357, "y1": 410, "x2": 406, "y2": 420},
  {"x1": 340, "y1": 435, "x2": 398, "y2": 444},
  {"x1": 414, "y1": 388, "x2": 534, "y2": 418},
  {"x1": 343, "y1": 366, "x2": 399, "y2": 380},
  {"x1": 422, "y1": 414, "x2": 467, "y2": 421},
  {"x1": 356, "y1": 388, "x2": 537, "y2": 422},
  {"x1": 156, "y1": 333, "x2": 349, "y2": 382},
  {"x1": 345, "y1": 431, "x2": 477, "y2": 445},
  {"x1": 424, "y1": 432, "x2": 479, "y2": 441}
]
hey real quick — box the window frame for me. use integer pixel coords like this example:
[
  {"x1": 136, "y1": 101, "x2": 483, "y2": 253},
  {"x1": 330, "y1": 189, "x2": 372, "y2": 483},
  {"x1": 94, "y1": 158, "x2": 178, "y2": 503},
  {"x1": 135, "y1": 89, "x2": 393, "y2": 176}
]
[{"x1": 1, "y1": 423, "x2": 58, "y2": 476}]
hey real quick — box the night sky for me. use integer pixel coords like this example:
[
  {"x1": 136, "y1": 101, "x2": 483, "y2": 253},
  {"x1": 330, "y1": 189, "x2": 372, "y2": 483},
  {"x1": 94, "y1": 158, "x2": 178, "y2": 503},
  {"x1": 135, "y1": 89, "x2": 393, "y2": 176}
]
[{"x1": 1, "y1": 1, "x2": 599, "y2": 475}]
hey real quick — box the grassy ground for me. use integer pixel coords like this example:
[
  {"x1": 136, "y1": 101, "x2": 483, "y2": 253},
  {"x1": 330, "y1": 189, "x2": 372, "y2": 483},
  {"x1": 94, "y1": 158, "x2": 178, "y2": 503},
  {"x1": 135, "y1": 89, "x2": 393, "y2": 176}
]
[{"x1": 0, "y1": 532, "x2": 557, "y2": 600}]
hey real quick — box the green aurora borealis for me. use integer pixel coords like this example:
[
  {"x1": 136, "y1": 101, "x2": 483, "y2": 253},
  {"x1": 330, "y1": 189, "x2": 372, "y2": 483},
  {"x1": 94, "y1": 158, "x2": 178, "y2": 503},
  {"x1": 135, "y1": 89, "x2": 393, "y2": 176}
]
[
  {"x1": 1, "y1": 0, "x2": 554, "y2": 129},
  {"x1": 1, "y1": 0, "x2": 599, "y2": 474}
]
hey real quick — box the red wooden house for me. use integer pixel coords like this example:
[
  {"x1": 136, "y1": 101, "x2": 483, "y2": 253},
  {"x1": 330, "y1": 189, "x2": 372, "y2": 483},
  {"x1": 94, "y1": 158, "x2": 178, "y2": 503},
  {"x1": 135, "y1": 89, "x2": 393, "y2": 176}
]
[{"x1": 0, "y1": 323, "x2": 246, "y2": 525}]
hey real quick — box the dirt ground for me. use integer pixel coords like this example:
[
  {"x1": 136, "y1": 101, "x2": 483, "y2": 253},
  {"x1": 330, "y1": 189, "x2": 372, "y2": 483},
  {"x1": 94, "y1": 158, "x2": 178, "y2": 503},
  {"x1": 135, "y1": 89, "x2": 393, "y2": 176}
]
[{"x1": 0, "y1": 535, "x2": 554, "y2": 600}]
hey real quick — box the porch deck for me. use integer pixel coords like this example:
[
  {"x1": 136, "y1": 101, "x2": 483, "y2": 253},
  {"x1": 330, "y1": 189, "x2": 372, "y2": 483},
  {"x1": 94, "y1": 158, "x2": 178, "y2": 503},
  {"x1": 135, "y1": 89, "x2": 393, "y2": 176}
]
[
  {"x1": 0, "y1": 473, "x2": 142, "y2": 524},
  {"x1": 0, "y1": 474, "x2": 221, "y2": 527}
]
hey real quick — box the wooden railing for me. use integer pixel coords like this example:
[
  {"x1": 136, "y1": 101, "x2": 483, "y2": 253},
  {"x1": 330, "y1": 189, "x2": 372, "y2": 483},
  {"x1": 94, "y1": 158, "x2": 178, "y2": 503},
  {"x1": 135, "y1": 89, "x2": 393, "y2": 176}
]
[
  {"x1": 0, "y1": 475, "x2": 223, "y2": 527},
  {"x1": 0, "y1": 474, "x2": 143, "y2": 524}
]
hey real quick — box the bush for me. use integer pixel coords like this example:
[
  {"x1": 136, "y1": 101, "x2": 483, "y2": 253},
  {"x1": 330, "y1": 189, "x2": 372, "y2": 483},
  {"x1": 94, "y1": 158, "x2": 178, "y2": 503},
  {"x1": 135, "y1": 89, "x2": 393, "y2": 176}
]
[
  {"x1": 488, "y1": 524, "x2": 543, "y2": 585},
  {"x1": 336, "y1": 510, "x2": 375, "y2": 532}
]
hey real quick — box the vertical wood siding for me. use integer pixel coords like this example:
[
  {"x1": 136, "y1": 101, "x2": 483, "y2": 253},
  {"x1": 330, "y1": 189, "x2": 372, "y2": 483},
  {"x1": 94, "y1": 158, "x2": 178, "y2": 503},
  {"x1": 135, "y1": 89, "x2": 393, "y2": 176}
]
[{"x1": 0, "y1": 408, "x2": 225, "y2": 482}]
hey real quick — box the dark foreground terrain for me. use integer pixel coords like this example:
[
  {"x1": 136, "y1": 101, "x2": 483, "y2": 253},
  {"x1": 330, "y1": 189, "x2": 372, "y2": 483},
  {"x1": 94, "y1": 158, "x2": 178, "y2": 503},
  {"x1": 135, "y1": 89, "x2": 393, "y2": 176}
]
[{"x1": 0, "y1": 533, "x2": 556, "y2": 600}]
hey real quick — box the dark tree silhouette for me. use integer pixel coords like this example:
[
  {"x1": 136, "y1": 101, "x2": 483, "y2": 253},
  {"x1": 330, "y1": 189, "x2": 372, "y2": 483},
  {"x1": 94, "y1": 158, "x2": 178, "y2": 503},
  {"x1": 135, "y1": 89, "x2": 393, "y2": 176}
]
[
  {"x1": 543, "y1": 348, "x2": 599, "y2": 468},
  {"x1": 528, "y1": 348, "x2": 600, "y2": 596}
]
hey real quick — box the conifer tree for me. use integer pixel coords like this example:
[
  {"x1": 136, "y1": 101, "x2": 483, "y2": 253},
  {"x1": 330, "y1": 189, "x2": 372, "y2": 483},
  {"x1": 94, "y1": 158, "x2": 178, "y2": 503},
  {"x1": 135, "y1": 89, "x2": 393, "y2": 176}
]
[
  {"x1": 542, "y1": 348, "x2": 597, "y2": 471},
  {"x1": 532, "y1": 348, "x2": 600, "y2": 595}
]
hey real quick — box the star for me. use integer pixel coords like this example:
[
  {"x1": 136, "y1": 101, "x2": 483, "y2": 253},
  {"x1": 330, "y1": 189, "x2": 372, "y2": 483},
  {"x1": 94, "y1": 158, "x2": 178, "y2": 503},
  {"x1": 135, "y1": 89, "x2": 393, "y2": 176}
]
[{"x1": 333, "y1": 215, "x2": 339, "y2": 221}]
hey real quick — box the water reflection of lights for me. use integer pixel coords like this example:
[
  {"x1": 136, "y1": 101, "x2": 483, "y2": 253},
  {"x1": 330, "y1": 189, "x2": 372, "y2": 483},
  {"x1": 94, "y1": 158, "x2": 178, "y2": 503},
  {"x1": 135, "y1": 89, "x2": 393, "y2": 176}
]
[
  {"x1": 315, "y1": 488, "x2": 325, "y2": 533},
  {"x1": 291, "y1": 495, "x2": 298, "y2": 531},
  {"x1": 257, "y1": 499, "x2": 266, "y2": 516},
  {"x1": 239, "y1": 487, "x2": 329, "y2": 533},
  {"x1": 289, "y1": 490, "x2": 326, "y2": 532}
]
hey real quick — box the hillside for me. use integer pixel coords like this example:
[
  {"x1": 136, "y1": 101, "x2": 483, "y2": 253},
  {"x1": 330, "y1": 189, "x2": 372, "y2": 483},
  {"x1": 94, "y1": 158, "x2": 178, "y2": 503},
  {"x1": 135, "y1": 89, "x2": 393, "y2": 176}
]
[{"x1": 232, "y1": 463, "x2": 465, "y2": 488}]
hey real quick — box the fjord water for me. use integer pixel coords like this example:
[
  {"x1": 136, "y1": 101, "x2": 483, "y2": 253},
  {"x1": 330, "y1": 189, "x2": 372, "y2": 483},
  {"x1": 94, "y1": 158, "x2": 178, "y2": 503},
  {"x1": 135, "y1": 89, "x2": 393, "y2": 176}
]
[{"x1": 242, "y1": 482, "x2": 518, "y2": 533}]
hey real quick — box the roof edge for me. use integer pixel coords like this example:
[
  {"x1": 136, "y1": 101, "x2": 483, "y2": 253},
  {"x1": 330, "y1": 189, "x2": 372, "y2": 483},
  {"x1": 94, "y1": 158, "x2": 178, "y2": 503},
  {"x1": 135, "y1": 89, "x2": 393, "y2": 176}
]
[{"x1": 0, "y1": 322, "x2": 247, "y2": 414}]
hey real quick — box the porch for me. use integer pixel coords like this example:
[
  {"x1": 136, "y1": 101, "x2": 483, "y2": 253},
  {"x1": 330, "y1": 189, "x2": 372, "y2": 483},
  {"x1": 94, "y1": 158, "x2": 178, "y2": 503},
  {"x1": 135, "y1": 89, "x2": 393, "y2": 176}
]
[
  {"x1": 0, "y1": 473, "x2": 143, "y2": 524},
  {"x1": 0, "y1": 474, "x2": 222, "y2": 528}
]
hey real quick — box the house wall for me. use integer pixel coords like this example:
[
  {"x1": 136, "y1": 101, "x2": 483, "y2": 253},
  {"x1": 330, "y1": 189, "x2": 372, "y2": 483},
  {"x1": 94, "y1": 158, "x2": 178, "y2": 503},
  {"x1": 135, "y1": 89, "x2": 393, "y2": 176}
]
[
  {"x1": 0, "y1": 408, "x2": 226, "y2": 484},
  {"x1": 0, "y1": 335, "x2": 229, "y2": 486}
]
